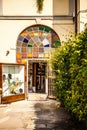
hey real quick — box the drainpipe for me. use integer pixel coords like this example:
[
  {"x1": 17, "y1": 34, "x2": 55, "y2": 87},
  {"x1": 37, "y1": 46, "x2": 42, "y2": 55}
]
[{"x1": 75, "y1": 0, "x2": 78, "y2": 34}]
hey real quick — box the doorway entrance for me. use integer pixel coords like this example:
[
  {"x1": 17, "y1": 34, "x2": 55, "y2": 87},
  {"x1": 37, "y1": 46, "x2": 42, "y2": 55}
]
[{"x1": 28, "y1": 62, "x2": 47, "y2": 93}]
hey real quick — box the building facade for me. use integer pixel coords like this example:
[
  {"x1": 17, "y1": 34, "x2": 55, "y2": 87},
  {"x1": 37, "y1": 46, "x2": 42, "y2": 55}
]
[{"x1": 0, "y1": 0, "x2": 85, "y2": 102}]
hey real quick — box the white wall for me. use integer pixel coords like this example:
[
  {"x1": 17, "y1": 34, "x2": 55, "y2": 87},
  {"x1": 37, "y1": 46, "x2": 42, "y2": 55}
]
[
  {"x1": 0, "y1": 20, "x2": 35, "y2": 63},
  {"x1": 0, "y1": 19, "x2": 74, "y2": 63},
  {"x1": 79, "y1": 0, "x2": 87, "y2": 32},
  {"x1": 2, "y1": 0, "x2": 53, "y2": 16},
  {"x1": 0, "y1": 0, "x2": 75, "y2": 63},
  {"x1": 2, "y1": 0, "x2": 69, "y2": 16}
]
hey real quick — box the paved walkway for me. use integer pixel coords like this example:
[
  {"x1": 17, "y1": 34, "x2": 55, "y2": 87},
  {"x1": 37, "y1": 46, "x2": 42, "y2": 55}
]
[{"x1": 0, "y1": 99, "x2": 85, "y2": 130}]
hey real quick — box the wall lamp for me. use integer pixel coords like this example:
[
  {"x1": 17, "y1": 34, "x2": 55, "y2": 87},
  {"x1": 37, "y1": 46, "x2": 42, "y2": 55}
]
[{"x1": 6, "y1": 50, "x2": 10, "y2": 56}]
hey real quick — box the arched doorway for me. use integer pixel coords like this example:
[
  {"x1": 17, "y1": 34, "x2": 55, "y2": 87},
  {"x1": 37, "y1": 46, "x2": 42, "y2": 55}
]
[{"x1": 16, "y1": 24, "x2": 60, "y2": 95}]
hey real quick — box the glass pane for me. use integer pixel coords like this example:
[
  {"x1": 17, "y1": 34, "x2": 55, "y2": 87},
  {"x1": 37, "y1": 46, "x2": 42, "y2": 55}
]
[
  {"x1": 33, "y1": 53, "x2": 38, "y2": 58},
  {"x1": 18, "y1": 35, "x2": 24, "y2": 42},
  {"x1": 21, "y1": 31, "x2": 27, "y2": 37},
  {"x1": 27, "y1": 47, "x2": 32, "y2": 53},
  {"x1": 33, "y1": 44, "x2": 38, "y2": 52},
  {"x1": 16, "y1": 53, "x2": 22, "y2": 59},
  {"x1": 16, "y1": 24, "x2": 60, "y2": 62},
  {"x1": 39, "y1": 44, "x2": 44, "y2": 53},
  {"x1": 23, "y1": 38, "x2": 28, "y2": 43},
  {"x1": 17, "y1": 42, "x2": 22, "y2": 47},
  {"x1": 29, "y1": 32, "x2": 34, "y2": 37},
  {"x1": 44, "y1": 27, "x2": 51, "y2": 33},
  {"x1": 22, "y1": 47, "x2": 26, "y2": 52},
  {"x1": 39, "y1": 53, "x2": 44, "y2": 58},
  {"x1": 16, "y1": 47, "x2": 21, "y2": 53},
  {"x1": 22, "y1": 53, "x2": 26, "y2": 58},
  {"x1": 27, "y1": 53, "x2": 32, "y2": 58},
  {"x1": 42, "y1": 39, "x2": 50, "y2": 47}
]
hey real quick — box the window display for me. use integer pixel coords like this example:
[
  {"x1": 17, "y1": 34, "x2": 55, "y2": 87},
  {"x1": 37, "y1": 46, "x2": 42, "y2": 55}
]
[{"x1": 2, "y1": 64, "x2": 25, "y2": 97}]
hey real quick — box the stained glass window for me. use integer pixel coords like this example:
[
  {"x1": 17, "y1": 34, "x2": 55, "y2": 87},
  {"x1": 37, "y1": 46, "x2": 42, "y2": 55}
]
[{"x1": 16, "y1": 25, "x2": 60, "y2": 63}]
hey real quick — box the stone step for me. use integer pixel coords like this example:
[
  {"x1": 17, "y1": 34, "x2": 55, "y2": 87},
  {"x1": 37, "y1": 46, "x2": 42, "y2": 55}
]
[{"x1": 27, "y1": 93, "x2": 48, "y2": 101}]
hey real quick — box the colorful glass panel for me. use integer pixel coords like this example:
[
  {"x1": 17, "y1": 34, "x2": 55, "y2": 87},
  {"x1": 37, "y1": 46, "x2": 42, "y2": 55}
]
[
  {"x1": 22, "y1": 53, "x2": 26, "y2": 58},
  {"x1": 44, "y1": 27, "x2": 51, "y2": 33},
  {"x1": 38, "y1": 31, "x2": 43, "y2": 37},
  {"x1": 39, "y1": 53, "x2": 44, "y2": 58},
  {"x1": 21, "y1": 31, "x2": 27, "y2": 37},
  {"x1": 39, "y1": 44, "x2": 44, "y2": 53},
  {"x1": 16, "y1": 59, "x2": 21, "y2": 63},
  {"x1": 29, "y1": 32, "x2": 34, "y2": 37},
  {"x1": 16, "y1": 53, "x2": 22, "y2": 59},
  {"x1": 42, "y1": 39, "x2": 49, "y2": 47},
  {"x1": 39, "y1": 36, "x2": 44, "y2": 42},
  {"x1": 33, "y1": 44, "x2": 38, "y2": 52},
  {"x1": 21, "y1": 59, "x2": 27, "y2": 64},
  {"x1": 16, "y1": 47, "x2": 21, "y2": 53},
  {"x1": 18, "y1": 35, "x2": 24, "y2": 42},
  {"x1": 39, "y1": 26, "x2": 44, "y2": 31},
  {"x1": 55, "y1": 41, "x2": 61, "y2": 47},
  {"x1": 46, "y1": 33, "x2": 51, "y2": 40},
  {"x1": 44, "y1": 53, "x2": 49, "y2": 58},
  {"x1": 22, "y1": 47, "x2": 26, "y2": 52},
  {"x1": 27, "y1": 47, "x2": 32, "y2": 53},
  {"x1": 27, "y1": 53, "x2": 32, "y2": 58},
  {"x1": 23, "y1": 38, "x2": 28, "y2": 43},
  {"x1": 16, "y1": 24, "x2": 60, "y2": 63},
  {"x1": 29, "y1": 39, "x2": 34, "y2": 44},
  {"x1": 33, "y1": 53, "x2": 38, "y2": 58},
  {"x1": 17, "y1": 42, "x2": 22, "y2": 46},
  {"x1": 26, "y1": 35, "x2": 31, "y2": 40},
  {"x1": 27, "y1": 44, "x2": 32, "y2": 47},
  {"x1": 22, "y1": 43, "x2": 27, "y2": 47}
]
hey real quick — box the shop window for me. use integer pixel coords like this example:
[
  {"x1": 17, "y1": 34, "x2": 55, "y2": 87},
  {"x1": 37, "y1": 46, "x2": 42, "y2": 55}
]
[{"x1": 2, "y1": 64, "x2": 25, "y2": 97}]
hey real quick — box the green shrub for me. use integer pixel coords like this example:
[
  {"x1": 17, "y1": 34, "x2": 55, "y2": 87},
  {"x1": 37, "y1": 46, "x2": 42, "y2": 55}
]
[{"x1": 51, "y1": 29, "x2": 87, "y2": 121}]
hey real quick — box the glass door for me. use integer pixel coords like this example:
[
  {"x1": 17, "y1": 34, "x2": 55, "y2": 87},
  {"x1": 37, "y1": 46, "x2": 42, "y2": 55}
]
[{"x1": 33, "y1": 62, "x2": 46, "y2": 93}]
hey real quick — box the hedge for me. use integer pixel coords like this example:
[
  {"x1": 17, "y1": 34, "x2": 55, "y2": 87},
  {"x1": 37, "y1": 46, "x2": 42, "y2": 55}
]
[{"x1": 51, "y1": 29, "x2": 87, "y2": 121}]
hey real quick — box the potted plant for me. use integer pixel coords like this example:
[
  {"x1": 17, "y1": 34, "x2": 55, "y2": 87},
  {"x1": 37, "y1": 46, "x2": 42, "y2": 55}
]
[{"x1": 36, "y1": 0, "x2": 44, "y2": 13}]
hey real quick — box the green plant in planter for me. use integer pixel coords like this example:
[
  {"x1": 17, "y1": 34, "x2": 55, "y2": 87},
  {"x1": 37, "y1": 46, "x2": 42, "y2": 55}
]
[{"x1": 36, "y1": 0, "x2": 44, "y2": 13}]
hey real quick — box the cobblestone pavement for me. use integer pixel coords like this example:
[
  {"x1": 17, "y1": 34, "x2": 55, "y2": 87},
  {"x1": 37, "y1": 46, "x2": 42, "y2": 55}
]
[{"x1": 0, "y1": 99, "x2": 86, "y2": 130}]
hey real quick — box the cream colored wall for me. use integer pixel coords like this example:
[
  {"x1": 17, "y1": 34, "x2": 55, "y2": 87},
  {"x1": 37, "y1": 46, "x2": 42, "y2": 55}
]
[
  {"x1": 3, "y1": 0, "x2": 53, "y2": 16},
  {"x1": 0, "y1": 19, "x2": 75, "y2": 63},
  {"x1": 0, "y1": 20, "x2": 36, "y2": 63},
  {"x1": 0, "y1": 0, "x2": 75, "y2": 63},
  {"x1": 53, "y1": 0, "x2": 69, "y2": 15},
  {"x1": 79, "y1": 0, "x2": 87, "y2": 32},
  {"x1": 52, "y1": 20, "x2": 75, "y2": 42},
  {"x1": 2, "y1": 0, "x2": 69, "y2": 16}
]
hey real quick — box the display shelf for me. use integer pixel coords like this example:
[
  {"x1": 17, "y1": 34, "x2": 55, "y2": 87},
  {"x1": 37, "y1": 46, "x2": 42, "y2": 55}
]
[{"x1": 0, "y1": 63, "x2": 25, "y2": 103}]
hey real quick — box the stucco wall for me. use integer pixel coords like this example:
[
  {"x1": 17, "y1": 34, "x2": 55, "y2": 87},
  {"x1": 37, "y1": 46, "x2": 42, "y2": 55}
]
[
  {"x1": 0, "y1": 19, "x2": 74, "y2": 63},
  {"x1": 0, "y1": 20, "x2": 35, "y2": 63},
  {"x1": 79, "y1": 0, "x2": 87, "y2": 32},
  {"x1": 2, "y1": 0, "x2": 69, "y2": 16},
  {"x1": 0, "y1": 0, "x2": 75, "y2": 63}
]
